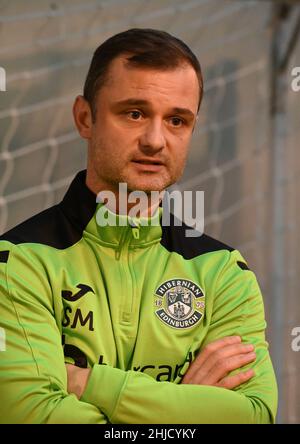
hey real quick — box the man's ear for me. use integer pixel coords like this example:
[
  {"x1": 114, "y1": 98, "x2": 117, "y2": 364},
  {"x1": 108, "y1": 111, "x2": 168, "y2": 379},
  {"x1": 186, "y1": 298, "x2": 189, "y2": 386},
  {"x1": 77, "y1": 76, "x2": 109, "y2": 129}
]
[{"x1": 72, "y1": 95, "x2": 93, "y2": 139}]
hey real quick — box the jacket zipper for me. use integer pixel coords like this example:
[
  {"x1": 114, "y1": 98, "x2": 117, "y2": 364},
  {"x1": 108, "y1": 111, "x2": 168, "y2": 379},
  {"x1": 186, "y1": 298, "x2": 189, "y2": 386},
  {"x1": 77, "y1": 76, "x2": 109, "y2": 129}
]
[
  {"x1": 115, "y1": 221, "x2": 140, "y2": 258},
  {"x1": 115, "y1": 222, "x2": 141, "y2": 323}
]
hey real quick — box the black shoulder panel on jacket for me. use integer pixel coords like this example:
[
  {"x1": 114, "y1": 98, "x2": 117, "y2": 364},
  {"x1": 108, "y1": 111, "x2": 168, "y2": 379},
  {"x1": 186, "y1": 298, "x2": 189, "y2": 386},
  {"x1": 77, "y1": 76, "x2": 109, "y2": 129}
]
[
  {"x1": 0, "y1": 170, "x2": 97, "y2": 249},
  {"x1": 160, "y1": 212, "x2": 234, "y2": 259}
]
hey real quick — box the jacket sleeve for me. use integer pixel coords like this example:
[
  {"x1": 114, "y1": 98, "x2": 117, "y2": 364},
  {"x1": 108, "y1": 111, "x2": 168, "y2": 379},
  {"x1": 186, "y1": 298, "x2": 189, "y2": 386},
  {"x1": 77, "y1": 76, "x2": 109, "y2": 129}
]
[
  {"x1": 80, "y1": 249, "x2": 278, "y2": 424},
  {"x1": 0, "y1": 242, "x2": 107, "y2": 424}
]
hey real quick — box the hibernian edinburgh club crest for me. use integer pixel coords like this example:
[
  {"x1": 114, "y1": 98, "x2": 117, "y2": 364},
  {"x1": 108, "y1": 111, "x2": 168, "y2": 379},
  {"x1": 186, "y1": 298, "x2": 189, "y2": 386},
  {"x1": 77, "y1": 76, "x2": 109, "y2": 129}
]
[{"x1": 154, "y1": 279, "x2": 205, "y2": 329}]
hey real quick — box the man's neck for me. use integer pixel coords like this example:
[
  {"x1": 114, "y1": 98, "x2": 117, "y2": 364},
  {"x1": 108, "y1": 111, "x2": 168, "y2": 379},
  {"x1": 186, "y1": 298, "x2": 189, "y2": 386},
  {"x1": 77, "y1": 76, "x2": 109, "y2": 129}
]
[{"x1": 86, "y1": 173, "x2": 164, "y2": 218}]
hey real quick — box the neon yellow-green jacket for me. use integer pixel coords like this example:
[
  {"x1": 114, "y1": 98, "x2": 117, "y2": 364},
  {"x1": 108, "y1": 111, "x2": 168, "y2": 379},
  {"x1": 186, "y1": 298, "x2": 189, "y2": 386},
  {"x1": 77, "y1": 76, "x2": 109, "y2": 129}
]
[{"x1": 0, "y1": 170, "x2": 277, "y2": 424}]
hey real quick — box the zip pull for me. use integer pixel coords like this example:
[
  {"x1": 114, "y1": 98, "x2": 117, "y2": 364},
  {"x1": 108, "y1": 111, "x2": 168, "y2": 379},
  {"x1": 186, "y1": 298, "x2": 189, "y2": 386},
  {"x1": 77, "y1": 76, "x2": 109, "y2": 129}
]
[
  {"x1": 130, "y1": 218, "x2": 140, "y2": 240},
  {"x1": 132, "y1": 227, "x2": 140, "y2": 239}
]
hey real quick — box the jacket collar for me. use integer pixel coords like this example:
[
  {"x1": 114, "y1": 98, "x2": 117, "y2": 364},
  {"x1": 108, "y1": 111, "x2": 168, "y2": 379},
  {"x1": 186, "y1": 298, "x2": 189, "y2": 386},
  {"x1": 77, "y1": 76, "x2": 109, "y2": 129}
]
[{"x1": 60, "y1": 170, "x2": 163, "y2": 247}]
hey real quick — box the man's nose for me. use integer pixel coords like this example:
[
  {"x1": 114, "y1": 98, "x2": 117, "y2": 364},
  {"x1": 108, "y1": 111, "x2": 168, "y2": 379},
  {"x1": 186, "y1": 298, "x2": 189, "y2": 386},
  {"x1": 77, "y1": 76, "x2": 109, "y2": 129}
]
[{"x1": 139, "y1": 119, "x2": 166, "y2": 154}]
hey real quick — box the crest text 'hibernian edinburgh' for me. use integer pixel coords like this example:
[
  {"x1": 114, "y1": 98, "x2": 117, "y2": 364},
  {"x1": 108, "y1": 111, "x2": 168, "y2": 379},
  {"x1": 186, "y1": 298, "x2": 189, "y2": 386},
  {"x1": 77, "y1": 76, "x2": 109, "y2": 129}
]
[{"x1": 154, "y1": 279, "x2": 205, "y2": 329}]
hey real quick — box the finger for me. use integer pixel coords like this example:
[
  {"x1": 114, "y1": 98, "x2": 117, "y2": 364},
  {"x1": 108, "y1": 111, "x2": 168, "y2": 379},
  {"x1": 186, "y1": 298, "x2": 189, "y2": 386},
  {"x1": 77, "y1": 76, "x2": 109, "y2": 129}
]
[
  {"x1": 196, "y1": 345, "x2": 255, "y2": 383},
  {"x1": 183, "y1": 350, "x2": 256, "y2": 385},
  {"x1": 65, "y1": 363, "x2": 75, "y2": 374},
  {"x1": 216, "y1": 369, "x2": 255, "y2": 390},
  {"x1": 183, "y1": 336, "x2": 242, "y2": 381},
  {"x1": 197, "y1": 352, "x2": 256, "y2": 386},
  {"x1": 183, "y1": 340, "x2": 253, "y2": 383}
]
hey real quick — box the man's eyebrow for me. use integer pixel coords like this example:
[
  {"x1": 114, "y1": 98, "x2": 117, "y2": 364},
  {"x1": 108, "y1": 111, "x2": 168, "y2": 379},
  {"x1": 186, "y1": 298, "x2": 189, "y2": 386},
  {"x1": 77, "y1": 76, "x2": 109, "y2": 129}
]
[
  {"x1": 172, "y1": 107, "x2": 195, "y2": 119},
  {"x1": 113, "y1": 98, "x2": 195, "y2": 119},
  {"x1": 114, "y1": 98, "x2": 150, "y2": 107}
]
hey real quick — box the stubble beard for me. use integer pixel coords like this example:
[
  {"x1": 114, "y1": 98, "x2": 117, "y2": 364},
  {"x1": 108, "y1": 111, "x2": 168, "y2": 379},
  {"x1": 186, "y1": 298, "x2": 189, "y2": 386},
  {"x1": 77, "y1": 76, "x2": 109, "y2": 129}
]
[{"x1": 89, "y1": 137, "x2": 186, "y2": 196}]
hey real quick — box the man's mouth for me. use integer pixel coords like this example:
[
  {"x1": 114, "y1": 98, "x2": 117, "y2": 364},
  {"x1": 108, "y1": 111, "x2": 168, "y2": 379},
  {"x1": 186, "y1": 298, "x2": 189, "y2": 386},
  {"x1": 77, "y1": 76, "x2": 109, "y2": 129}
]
[
  {"x1": 131, "y1": 158, "x2": 165, "y2": 172},
  {"x1": 132, "y1": 158, "x2": 164, "y2": 165}
]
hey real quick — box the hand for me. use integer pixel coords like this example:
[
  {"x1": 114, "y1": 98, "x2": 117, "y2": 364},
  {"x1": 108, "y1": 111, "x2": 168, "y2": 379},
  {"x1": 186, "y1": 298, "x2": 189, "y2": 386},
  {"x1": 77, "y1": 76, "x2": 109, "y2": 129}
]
[
  {"x1": 65, "y1": 364, "x2": 91, "y2": 399},
  {"x1": 181, "y1": 336, "x2": 256, "y2": 389}
]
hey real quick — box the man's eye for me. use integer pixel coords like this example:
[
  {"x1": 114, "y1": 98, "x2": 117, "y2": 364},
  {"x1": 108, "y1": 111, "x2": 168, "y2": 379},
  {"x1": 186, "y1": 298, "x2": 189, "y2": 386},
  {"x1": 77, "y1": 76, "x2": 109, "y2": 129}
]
[
  {"x1": 128, "y1": 111, "x2": 142, "y2": 120},
  {"x1": 170, "y1": 117, "x2": 184, "y2": 127}
]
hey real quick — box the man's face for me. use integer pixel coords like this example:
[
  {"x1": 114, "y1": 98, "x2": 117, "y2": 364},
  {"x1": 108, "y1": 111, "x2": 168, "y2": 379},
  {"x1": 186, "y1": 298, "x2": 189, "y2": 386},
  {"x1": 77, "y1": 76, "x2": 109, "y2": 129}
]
[{"x1": 85, "y1": 56, "x2": 199, "y2": 194}]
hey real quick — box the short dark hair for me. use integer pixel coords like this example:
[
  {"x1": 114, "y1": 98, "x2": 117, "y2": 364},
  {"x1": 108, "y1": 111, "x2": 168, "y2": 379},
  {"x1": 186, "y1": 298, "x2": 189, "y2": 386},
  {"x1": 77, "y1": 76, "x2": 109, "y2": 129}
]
[{"x1": 83, "y1": 28, "x2": 203, "y2": 120}]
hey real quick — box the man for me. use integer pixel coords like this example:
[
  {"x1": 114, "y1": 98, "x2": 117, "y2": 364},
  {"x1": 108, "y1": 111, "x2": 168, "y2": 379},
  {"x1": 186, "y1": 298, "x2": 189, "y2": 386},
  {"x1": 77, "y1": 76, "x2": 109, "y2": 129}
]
[{"x1": 0, "y1": 28, "x2": 277, "y2": 423}]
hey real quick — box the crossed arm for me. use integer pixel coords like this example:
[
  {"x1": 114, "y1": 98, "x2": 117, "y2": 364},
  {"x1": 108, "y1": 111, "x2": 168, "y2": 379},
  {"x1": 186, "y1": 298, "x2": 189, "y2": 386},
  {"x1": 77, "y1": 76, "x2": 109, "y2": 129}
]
[
  {"x1": 66, "y1": 336, "x2": 256, "y2": 397},
  {"x1": 63, "y1": 334, "x2": 274, "y2": 424},
  {"x1": 0, "y1": 244, "x2": 278, "y2": 424}
]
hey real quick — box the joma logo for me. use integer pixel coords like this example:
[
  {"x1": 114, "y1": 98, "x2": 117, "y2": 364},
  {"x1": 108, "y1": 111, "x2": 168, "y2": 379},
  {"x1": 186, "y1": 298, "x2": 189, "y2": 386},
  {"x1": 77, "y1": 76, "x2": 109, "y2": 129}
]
[
  {"x1": 61, "y1": 283, "x2": 95, "y2": 331},
  {"x1": 61, "y1": 283, "x2": 94, "y2": 302}
]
